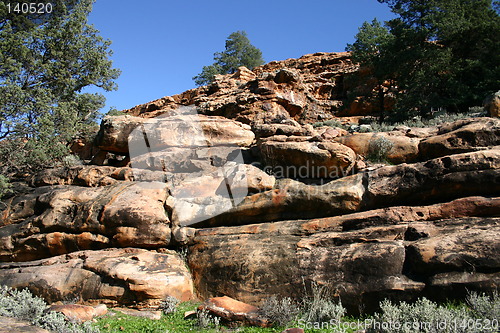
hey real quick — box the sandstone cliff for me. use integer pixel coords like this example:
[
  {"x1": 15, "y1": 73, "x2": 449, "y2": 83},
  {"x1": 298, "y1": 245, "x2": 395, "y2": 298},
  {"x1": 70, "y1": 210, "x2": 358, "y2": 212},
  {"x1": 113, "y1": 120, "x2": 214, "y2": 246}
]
[{"x1": 0, "y1": 52, "x2": 498, "y2": 315}]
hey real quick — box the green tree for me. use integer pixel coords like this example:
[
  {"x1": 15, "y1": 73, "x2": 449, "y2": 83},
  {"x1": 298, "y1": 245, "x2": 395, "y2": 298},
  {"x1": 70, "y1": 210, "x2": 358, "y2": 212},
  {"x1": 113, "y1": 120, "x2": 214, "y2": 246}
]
[
  {"x1": 346, "y1": 19, "x2": 395, "y2": 120},
  {"x1": 0, "y1": 0, "x2": 120, "y2": 172},
  {"x1": 193, "y1": 31, "x2": 264, "y2": 86},
  {"x1": 348, "y1": 0, "x2": 500, "y2": 120}
]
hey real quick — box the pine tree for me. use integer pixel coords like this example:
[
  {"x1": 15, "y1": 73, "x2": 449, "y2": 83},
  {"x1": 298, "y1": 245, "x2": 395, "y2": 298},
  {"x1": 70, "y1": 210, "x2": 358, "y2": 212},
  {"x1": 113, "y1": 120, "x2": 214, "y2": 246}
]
[
  {"x1": 0, "y1": 0, "x2": 120, "y2": 172},
  {"x1": 193, "y1": 31, "x2": 264, "y2": 86},
  {"x1": 347, "y1": 0, "x2": 500, "y2": 120}
]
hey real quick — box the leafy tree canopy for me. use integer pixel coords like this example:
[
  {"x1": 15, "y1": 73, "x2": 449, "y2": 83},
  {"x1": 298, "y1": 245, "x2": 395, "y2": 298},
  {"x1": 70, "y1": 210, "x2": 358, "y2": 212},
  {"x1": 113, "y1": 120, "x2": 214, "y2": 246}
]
[
  {"x1": 193, "y1": 31, "x2": 264, "y2": 86},
  {"x1": 0, "y1": 0, "x2": 120, "y2": 172},
  {"x1": 347, "y1": 0, "x2": 500, "y2": 120}
]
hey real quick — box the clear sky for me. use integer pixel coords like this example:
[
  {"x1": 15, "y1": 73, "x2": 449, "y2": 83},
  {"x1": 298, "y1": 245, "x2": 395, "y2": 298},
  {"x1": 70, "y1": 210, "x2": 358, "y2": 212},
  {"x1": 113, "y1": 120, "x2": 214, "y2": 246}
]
[{"x1": 87, "y1": 0, "x2": 396, "y2": 113}]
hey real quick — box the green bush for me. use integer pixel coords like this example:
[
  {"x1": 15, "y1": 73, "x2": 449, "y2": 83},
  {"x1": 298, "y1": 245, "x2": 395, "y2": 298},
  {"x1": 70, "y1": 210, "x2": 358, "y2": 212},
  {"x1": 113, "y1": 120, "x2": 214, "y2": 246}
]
[
  {"x1": 0, "y1": 285, "x2": 99, "y2": 333},
  {"x1": 367, "y1": 292, "x2": 500, "y2": 333},
  {"x1": 367, "y1": 136, "x2": 394, "y2": 163},
  {"x1": 300, "y1": 283, "x2": 345, "y2": 325},
  {"x1": 0, "y1": 175, "x2": 11, "y2": 200},
  {"x1": 159, "y1": 296, "x2": 180, "y2": 315}
]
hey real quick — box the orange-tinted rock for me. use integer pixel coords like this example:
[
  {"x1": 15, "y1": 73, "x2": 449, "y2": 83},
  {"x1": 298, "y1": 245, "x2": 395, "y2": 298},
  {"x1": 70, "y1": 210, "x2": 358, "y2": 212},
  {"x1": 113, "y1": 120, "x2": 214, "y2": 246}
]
[
  {"x1": 123, "y1": 53, "x2": 361, "y2": 125},
  {"x1": 188, "y1": 197, "x2": 500, "y2": 314},
  {"x1": 96, "y1": 114, "x2": 255, "y2": 155},
  {"x1": 335, "y1": 132, "x2": 420, "y2": 164},
  {"x1": 419, "y1": 117, "x2": 500, "y2": 159},
  {"x1": 199, "y1": 296, "x2": 270, "y2": 327},
  {"x1": 260, "y1": 138, "x2": 356, "y2": 178},
  {"x1": 48, "y1": 304, "x2": 107, "y2": 322},
  {"x1": 281, "y1": 329, "x2": 305, "y2": 333},
  {"x1": 0, "y1": 182, "x2": 171, "y2": 261},
  {"x1": 0, "y1": 248, "x2": 194, "y2": 305}
]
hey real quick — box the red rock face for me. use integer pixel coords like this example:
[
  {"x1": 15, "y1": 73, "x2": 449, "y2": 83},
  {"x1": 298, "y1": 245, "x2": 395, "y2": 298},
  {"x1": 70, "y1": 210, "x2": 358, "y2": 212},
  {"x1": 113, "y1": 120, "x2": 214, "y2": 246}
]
[
  {"x1": 0, "y1": 50, "x2": 499, "y2": 321},
  {"x1": 121, "y1": 52, "x2": 374, "y2": 124}
]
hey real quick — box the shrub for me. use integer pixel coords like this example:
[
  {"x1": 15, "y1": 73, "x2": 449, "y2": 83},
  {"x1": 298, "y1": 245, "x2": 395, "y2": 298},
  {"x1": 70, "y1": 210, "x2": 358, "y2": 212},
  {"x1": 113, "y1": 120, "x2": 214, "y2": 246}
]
[
  {"x1": 300, "y1": 283, "x2": 345, "y2": 324},
  {"x1": 367, "y1": 136, "x2": 394, "y2": 163},
  {"x1": 367, "y1": 292, "x2": 500, "y2": 333},
  {"x1": 260, "y1": 295, "x2": 301, "y2": 326},
  {"x1": 0, "y1": 285, "x2": 99, "y2": 333},
  {"x1": 196, "y1": 308, "x2": 220, "y2": 329},
  {"x1": 467, "y1": 291, "x2": 500, "y2": 321},
  {"x1": 159, "y1": 296, "x2": 180, "y2": 315},
  {"x1": 0, "y1": 175, "x2": 11, "y2": 200},
  {"x1": 62, "y1": 154, "x2": 84, "y2": 168}
]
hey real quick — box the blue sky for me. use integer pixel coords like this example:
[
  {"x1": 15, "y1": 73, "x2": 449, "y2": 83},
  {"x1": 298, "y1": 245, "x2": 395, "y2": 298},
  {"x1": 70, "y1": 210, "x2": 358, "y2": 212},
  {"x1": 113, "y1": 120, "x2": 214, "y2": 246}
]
[{"x1": 87, "y1": 0, "x2": 396, "y2": 113}]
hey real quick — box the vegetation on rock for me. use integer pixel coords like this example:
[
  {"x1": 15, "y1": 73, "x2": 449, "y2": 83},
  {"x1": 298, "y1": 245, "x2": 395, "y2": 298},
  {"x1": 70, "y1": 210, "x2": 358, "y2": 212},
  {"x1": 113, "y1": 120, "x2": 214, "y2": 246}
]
[
  {"x1": 193, "y1": 30, "x2": 264, "y2": 86},
  {"x1": 0, "y1": 0, "x2": 120, "y2": 173},
  {"x1": 0, "y1": 285, "x2": 98, "y2": 333},
  {"x1": 347, "y1": 0, "x2": 500, "y2": 120}
]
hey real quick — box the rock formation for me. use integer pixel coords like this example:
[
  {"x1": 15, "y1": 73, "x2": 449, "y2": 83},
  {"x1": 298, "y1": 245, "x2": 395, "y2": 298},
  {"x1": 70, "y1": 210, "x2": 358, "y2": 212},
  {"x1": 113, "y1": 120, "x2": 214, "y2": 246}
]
[{"x1": 0, "y1": 52, "x2": 498, "y2": 318}]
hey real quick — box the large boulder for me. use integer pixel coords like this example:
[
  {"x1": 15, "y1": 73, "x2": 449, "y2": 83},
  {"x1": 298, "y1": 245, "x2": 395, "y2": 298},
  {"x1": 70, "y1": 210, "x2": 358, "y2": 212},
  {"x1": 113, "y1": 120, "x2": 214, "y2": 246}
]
[
  {"x1": 0, "y1": 248, "x2": 194, "y2": 306},
  {"x1": 260, "y1": 137, "x2": 356, "y2": 178},
  {"x1": 365, "y1": 148, "x2": 500, "y2": 208},
  {"x1": 334, "y1": 132, "x2": 420, "y2": 164},
  {"x1": 0, "y1": 182, "x2": 171, "y2": 261},
  {"x1": 28, "y1": 165, "x2": 132, "y2": 187},
  {"x1": 199, "y1": 296, "x2": 270, "y2": 327},
  {"x1": 419, "y1": 118, "x2": 500, "y2": 159},
  {"x1": 96, "y1": 113, "x2": 255, "y2": 155},
  {"x1": 187, "y1": 197, "x2": 500, "y2": 314}
]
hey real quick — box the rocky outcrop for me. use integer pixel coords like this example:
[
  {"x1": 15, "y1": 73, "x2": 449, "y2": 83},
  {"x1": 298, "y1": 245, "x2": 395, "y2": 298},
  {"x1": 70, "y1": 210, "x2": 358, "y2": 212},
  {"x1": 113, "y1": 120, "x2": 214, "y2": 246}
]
[
  {"x1": 123, "y1": 53, "x2": 363, "y2": 124},
  {"x1": 96, "y1": 112, "x2": 255, "y2": 155},
  {"x1": 0, "y1": 182, "x2": 171, "y2": 261},
  {"x1": 0, "y1": 52, "x2": 499, "y2": 318},
  {"x1": 418, "y1": 117, "x2": 500, "y2": 159},
  {"x1": 260, "y1": 137, "x2": 356, "y2": 178},
  {"x1": 0, "y1": 248, "x2": 194, "y2": 306},
  {"x1": 187, "y1": 197, "x2": 500, "y2": 314}
]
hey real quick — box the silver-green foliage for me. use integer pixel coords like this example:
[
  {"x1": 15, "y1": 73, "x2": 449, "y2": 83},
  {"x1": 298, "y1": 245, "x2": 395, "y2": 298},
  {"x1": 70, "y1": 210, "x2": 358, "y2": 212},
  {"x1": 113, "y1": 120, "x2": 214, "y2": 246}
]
[
  {"x1": 260, "y1": 283, "x2": 346, "y2": 327},
  {"x1": 196, "y1": 308, "x2": 220, "y2": 329},
  {"x1": 367, "y1": 293, "x2": 499, "y2": 333},
  {"x1": 260, "y1": 296, "x2": 301, "y2": 327},
  {"x1": 467, "y1": 291, "x2": 500, "y2": 324},
  {"x1": 159, "y1": 296, "x2": 180, "y2": 315},
  {"x1": 0, "y1": 285, "x2": 99, "y2": 333},
  {"x1": 300, "y1": 283, "x2": 345, "y2": 324},
  {"x1": 367, "y1": 136, "x2": 394, "y2": 163}
]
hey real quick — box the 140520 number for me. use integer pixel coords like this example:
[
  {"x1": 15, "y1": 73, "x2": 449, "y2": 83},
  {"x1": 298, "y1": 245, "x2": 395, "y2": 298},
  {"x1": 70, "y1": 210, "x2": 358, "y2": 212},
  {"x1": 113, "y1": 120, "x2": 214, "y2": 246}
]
[{"x1": 7, "y1": 2, "x2": 53, "y2": 14}]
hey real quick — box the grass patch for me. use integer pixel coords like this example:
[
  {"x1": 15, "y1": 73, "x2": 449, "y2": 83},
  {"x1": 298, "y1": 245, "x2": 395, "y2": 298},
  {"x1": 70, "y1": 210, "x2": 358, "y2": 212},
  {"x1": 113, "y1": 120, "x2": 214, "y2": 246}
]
[{"x1": 94, "y1": 302, "x2": 285, "y2": 333}]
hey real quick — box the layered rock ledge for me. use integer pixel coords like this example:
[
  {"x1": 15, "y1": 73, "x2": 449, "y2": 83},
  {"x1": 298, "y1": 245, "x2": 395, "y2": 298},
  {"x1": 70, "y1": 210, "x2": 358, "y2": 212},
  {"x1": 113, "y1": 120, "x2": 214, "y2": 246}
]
[{"x1": 0, "y1": 52, "x2": 498, "y2": 315}]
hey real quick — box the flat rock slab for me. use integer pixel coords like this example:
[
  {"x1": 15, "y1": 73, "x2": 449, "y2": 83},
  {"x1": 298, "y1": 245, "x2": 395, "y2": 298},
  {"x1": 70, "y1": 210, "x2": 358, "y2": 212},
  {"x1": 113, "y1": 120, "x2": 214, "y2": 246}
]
[
  {"x1": 200, "y1": 296, "x2": 270, "y2": 327},
  {"x1": 48, "y1": 304, "x2": 107, "y2": 322},
  {"x1": 114, "y1": 308, "x2": 162, "y2": 320},
  {"x1": 0, "y1": 316, "x2": 49, "y2": 333}
]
